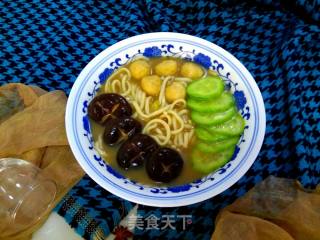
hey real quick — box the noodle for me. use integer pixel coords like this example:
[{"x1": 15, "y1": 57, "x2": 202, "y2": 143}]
[
  {"x1": 95, "y1": 134, "x2": 109, "y2": 158},
  {"x1": 175, "y1": 77, "x2": 193, "y2": 83},
  {"x1": 166, "y1": 110, "x2": 184, "y2": 134},
  {"x1": 104, "y1": 66, "x2": 194, "y2": 150},
  {"x1": 143, "y1": 119, "x2": 171, "y2": 145},
  {"x1": 159, "y1": 76, "x2": 171, "y2": 107}
]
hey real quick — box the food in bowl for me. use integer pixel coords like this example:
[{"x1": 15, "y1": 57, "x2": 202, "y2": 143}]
[
  {"x1": 87, "y1": 56, "x2": 245, "y2": 185},
  {"x1": 66, "y1": 32, "x2": 266, "y2": 207}
]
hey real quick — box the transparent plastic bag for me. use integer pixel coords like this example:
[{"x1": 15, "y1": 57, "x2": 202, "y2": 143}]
[{"x1": 212, "y1": 176, "x2": 320, "y2": 240}]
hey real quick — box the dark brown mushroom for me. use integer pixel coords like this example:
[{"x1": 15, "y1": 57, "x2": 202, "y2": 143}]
[
  {"x1": 88, "y1": 93, "x2": 132, "y2": 124},
  {"x1": 146, "y1": 147, "x2": 183, "y2": 183},
  {"x1": 103, "y1": 117, "x2": 142, "y2": 146},
  {"x1": 117, "y1": 134, "x2": 159, "y2": 170}
]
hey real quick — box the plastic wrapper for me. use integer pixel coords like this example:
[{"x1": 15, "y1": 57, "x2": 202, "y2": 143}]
[
  {"x1": 212, "y1": 176, "x2": 320, "y2": 240},
  {"x1": 0, "y1": 84, "x2": 84, "y2": 239}
]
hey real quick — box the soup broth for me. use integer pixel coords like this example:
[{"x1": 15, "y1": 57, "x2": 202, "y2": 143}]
[
  {"x1": 90, "y1": 120, "x2": 204, "y2": 185},
  {"x1": 90, "y1": 56, "x2": 210, "y2": 186}
]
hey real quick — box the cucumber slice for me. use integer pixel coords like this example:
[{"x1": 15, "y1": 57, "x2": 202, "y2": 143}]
[
  {"x1": 187, "y1": 92, "x2": 234, "y2": 113},
  {"x1": 208, "y1": 113, "x2": 245, "y2": 136},
  {"x1": 191, "y1": 147, "x2": 235, "y2": 174},
  {"x1": 196, "y1": 137, "x2": 239, "y2": 153},
  {"x1": 191, "y1": 107, "x2": 236, "y2": 126},
  {"x1": 187, "y1": 76, "x2": 224, "y2": 100},
  {"x1": 195, "y1": 128, "x2": 229, "y2": 142}
]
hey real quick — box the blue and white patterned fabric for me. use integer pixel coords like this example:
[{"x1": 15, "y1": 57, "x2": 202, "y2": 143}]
[{"x1": 1, "y1": 0, "x2": 319, "y2": 239}]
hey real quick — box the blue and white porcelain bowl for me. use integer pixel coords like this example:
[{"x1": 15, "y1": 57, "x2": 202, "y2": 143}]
[{"x1": 66, "y1": 32, "x2": 266, "y2": 207}]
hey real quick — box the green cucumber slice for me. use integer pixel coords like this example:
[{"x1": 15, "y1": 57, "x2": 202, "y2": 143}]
[
  {"x1": 191, "y1": 147, "x2": 235, "y2": 174},
  {"x1": 208, "y1": 113, "x2": 245, "y2": 136},
  {"x1": 195, "y1": 128, "x2": 229, "y2": 142},
  {"x1": 186, "y1": 76, "x2": 224, "y2": 100},
  {"x1": 191, "y1": 107, "x2": 236, "y2": 126},
  {"x1": 187, "y1": 92, "x2": 234, "y2": 113},
  {"x1": 196, "y1": 137, "x2": 239, "y2": 153}
]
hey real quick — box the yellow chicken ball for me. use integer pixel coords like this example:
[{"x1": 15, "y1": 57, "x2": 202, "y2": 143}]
[
  {"x1": 180, "y1": 62, "x2": 203, "y2": 79},
  {"x1": 141, "y1": 75, "x2": 162, "y2": 96},
  {"x1": 165, "y1": 82, "x2": 186, "y2": 103},
  {"x1": 155, "y1": 60, "x2": 178, "y2": 76},
  {"x1": 129, "y1": 60, "x2": 151, "y2": 80}
]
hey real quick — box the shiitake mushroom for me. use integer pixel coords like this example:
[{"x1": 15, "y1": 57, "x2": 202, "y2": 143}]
[
  {"x1": 88, "y1": 93, "x2": 132, "y2": 123},
  {"x1": 90, "y1": 94, "x2": 184, "y2": 183},
  {"x1": 103, "y1": 117, "x2": 142, "y2": 146},
  {"x1": 146, "y1": 147, "x2": 183, "y2": 183},
  {"x1": 117, "y1": 134, "x2": 159, "y2": 170},
  {"x1": 117, "y1": 134, "x2": 184, "y2": 182}
]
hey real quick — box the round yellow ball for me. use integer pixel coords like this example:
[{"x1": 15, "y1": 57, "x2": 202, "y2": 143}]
[
  {"x1": 129, "y1": 60, "x2": 151, "y2": 80},
  {"x1": 155, "y1": 60, "x2": 178, "y2": 76},
  {"x1": 180, "y1": 62, "x2": 203, "y2": 79},
  {"x1": 165, "y1": 82, "x2": 186, "y2": 103},
  {"x1": 141, "y1": 75, "x2": 162, "y2": 96}
]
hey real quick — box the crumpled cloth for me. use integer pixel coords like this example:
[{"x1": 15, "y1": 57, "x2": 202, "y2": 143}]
[
  {"x1": 211, "y1": 176, "x2": 320, "y2": 240},
  {"x1": 0, "y1": 84, "x2": 84, "y2": 239}
]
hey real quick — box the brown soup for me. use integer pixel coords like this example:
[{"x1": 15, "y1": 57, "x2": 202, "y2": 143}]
[{"x1": 89, "y1": 57, "x2": 213, "y2": 186}]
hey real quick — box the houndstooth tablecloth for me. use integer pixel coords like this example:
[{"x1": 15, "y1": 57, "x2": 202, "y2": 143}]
[{"x1": 1, "y1": 0, "x2": 319, "y2": 239}]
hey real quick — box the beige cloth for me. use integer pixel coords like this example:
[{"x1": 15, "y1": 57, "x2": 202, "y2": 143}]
[
  {"x1": 0, "y1": 84, "x2": 84, "y2": 239},
  {"x1": 212, "y1": 176, "x2": 320, "y2": 240}
]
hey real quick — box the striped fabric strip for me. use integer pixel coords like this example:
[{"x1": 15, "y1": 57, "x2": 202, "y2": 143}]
[{"x1": 54, "y1": 175, "x2": 135, "y2": 240}]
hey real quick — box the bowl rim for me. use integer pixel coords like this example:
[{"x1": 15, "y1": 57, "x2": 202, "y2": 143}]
[{"x1": 66, "y1": 32, "x2": 266, "y2": 207}]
